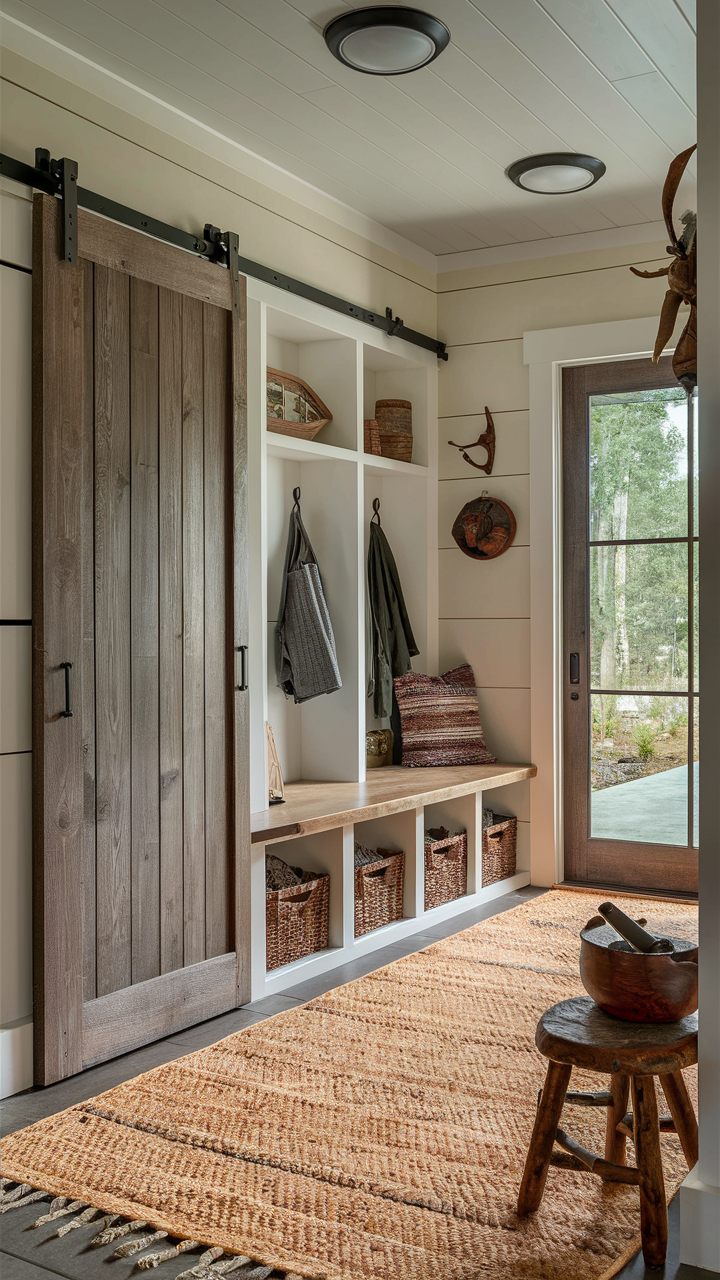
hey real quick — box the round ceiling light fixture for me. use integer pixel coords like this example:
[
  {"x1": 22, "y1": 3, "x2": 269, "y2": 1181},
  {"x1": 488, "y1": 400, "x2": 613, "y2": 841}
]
[
  {"x1": 323, "y1": 7, "x2": 450, "y2": 75},
  {"x1": 507, "y1": 153, "x2": 606, "y2": 194}
]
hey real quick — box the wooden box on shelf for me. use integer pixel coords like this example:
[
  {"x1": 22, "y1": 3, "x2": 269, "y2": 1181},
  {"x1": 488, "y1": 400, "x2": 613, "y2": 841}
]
[
  {"x1": 424, "y1": 829, "x2": 467, "y2": 909},
  {"x1": 364, "y1": 417, "x2": 382, "y2": 455},
  {"x1": 376, "y1": 398, "x2": 413, "y2": 462},
  {"x1": 482, "y1": 815, "x2": 517, "y2": 887},
  {"x1": 266, "y1": 871, "x2": 330, "y2": 970},
  {"x1": 267, "y1": 367, "x2": 332, "y2": 441},
  {"x1": 355, "y1": 849, "x2": 404, "y2": 937}
]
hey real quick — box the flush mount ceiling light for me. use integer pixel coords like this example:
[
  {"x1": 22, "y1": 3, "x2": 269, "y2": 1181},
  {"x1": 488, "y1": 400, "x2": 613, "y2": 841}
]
[
  {"x1": 507, "y1": 153, "x2": 606, "y2": 194},
  {"x1": 324, "y1": 7, "x2": 450, "y2": 75}
]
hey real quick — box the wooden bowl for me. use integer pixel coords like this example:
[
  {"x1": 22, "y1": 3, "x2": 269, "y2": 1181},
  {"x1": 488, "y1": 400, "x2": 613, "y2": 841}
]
[{"x1": 580, "y1": 918, "x2": 698, "y2": 1023}]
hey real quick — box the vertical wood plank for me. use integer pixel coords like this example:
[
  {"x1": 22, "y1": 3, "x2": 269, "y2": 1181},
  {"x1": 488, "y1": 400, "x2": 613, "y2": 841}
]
[
  {"x1": 32, "y1": 194, "x2": 85, "y2": 1084},
  {"x1": 81, "y1": 256, "x2": 97, "y2": 1004},
  {"x1": 95, "y1": 263, "x2": 132, "y2": 998},
  {"x1": 130, "y1": 277, "x2": 160, "y2": 983},
  {"x1": 203, "y1": 303, "x2": 230, "y2": 959},
  {"x1": 158, "y1": 287, "x2": 184, "y2": 975},
  {"x1": 230, "y1": 270, "x2": 252, "y2": 1002},
  {"x1": 182, "y1": 295, "x2": 206, "y2": 966}
]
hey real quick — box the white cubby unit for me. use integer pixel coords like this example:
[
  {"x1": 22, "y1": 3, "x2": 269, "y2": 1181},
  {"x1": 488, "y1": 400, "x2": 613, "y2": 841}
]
[{"x1": 245, "y1": 278, "x2": 534, "y2": 1000}]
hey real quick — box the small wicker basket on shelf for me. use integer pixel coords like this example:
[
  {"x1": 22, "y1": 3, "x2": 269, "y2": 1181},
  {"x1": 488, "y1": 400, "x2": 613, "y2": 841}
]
[
  {"x1": 424, "y1": 828, "x2": 467, "y2": 910},
  {"x1": 482, "y1": 814, "x2": 517, "y2": 887},
  {"x1": 266, "y1": 869, "x2": 329, "y2": 971},
  {"x1": 355, "y1": 849, "x2": 404, "y2": 937}
]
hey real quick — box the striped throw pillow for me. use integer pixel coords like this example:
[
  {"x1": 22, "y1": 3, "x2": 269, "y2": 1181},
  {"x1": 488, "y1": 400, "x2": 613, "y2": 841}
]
[{"x1": 393, "y1": 664, "x2": 496, "y2": 768}]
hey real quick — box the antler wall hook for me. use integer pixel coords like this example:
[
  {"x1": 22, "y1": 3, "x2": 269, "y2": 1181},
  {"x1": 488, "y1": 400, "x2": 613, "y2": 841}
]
[
  {"x1": 630, "y1": 144, "x2": 697, "y2": 390},
  {"x1": 448, "y1": 406, "x2": 496, "y2": 474}
]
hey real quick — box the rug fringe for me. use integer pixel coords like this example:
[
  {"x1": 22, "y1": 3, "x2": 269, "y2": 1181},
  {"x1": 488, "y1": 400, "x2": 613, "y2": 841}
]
[{"x1": 3, "y1": 1181, "x2": 326, "y2": 1278}]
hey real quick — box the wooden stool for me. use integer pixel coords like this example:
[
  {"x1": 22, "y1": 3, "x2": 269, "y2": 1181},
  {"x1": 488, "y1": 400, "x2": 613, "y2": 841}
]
[{"x1": 517, "y1": 997, "x2": 698, "y2": 1269}]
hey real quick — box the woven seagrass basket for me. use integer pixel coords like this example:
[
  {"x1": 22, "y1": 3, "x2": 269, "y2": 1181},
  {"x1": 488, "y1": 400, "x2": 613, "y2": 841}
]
[
  {"x1": 266, "y1": 870, "x2": 329, "y2": 971},
  {"x1": 424, "y1": 830, "x2": 467, "y2": 910},
  {"x1": 482, "y1": 814, "x2": 517, "y2": 887},
  {"x1": 355, "y1": 849, "x2": 404, "y2": 937}
]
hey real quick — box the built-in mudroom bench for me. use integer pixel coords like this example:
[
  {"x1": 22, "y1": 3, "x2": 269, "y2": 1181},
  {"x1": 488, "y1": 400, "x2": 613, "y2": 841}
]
[
  {"x1": 242, "y1": 276, "x2": 536, "y2": 1001},
  {"x1": 249, "y1": 763, "x2": 536, "y2": 999}
]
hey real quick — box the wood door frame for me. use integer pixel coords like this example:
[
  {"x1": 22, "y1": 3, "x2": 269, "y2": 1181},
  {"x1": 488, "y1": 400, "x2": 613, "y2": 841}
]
[
  {"x1": 562, "y1": 355, "x2": 698, "y2": 894},
  {"x1": 32, "y1": 193, "x2": 251, "y2": 1084},
  {"x1": 525, "y1": 317, "x2": 693, "y2": 888}
]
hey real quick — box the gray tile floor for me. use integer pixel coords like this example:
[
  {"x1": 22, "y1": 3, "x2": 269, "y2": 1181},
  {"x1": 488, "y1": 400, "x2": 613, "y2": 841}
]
[{"x1": 1, "y1": 886, "x2": 712, "y2": 1279}]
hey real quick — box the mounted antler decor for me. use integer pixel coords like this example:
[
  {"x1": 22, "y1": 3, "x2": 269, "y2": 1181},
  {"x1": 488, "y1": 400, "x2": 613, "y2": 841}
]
[
  {"x1": 630, "y1": 144, "x2": 697, "y2": 390},
  {"x1": 448, "y1": 405, "x2": 496, "y2": 474}
]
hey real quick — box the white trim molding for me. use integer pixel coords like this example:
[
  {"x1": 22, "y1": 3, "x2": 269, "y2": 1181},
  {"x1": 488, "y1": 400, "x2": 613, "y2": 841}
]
[
  {"x1": 0, "y1": 1018, "x2": 33, "y2": 1099},
  {"x1": 524, "y1": 316, "x2": 663, "y2": 887},
  {"x1": 681, "y1": 1, "x2": 720, "y2": 1268},
  {"x1": 437, "y1": 221, "x2": 669, "y2": 273}
]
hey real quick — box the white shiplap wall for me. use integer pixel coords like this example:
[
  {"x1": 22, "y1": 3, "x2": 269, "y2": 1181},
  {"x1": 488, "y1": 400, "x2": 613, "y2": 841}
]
[{"x1": 436, "y1": 238, "x2": 680, "y2": 881}]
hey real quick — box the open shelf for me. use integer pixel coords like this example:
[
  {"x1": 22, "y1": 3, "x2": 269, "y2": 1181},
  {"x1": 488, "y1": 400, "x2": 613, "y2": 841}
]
[
  {"x1": 266, "y1": 433, "x2": 359, "y2": 464},
  {"x1": 245, "y1": 275, "x2": 532, "y2": 1000},
  {"x1": 265, "y1": 450, "x2": 362, "y2": 786},
  {"x1": 363, "y1": 341, "x2": 431, "y2": 468},
  {"x1": 363, "y1": 453, "x2": 429, "y2": 476},
  {"x1": 267, "y1": 307, "x2": 359, "y2": 453}
]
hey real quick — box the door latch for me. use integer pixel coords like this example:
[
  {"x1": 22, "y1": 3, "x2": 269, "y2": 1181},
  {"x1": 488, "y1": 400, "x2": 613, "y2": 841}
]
[
  {"x1": 235, "y1": 645, "x2": 248, "y2": 692},
  {"x1": 59, "y1": 662, "x2": 73, "y2": 717}
]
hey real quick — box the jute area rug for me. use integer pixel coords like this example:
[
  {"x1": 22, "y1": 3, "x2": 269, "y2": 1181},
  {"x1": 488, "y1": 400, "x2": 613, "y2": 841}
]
[{"x1": 2, "y1": 890, "x2": 698, "y2": 1280}]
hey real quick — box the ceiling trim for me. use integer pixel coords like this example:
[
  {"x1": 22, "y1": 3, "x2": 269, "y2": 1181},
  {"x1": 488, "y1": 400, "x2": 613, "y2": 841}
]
[
  {"x1": 0, "y1": 13, "x2": 438, "y2": 275},
  {"x1": 436, "y1": 221, "x2": 670, "y2": 272}
]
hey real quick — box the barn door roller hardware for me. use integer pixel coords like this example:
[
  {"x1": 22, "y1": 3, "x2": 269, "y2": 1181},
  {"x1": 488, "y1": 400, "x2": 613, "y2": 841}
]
[
  {"x1": 34, "y1": 148, "x2": 78, "y2": 264},
  {"x1": 1, "y1": 147, "x2": 447, "y2": 361}
]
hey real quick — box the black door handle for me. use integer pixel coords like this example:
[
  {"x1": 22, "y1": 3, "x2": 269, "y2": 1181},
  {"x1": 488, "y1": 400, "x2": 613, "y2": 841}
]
[
  {"x1": 59, "y1": 661, "x2": 73, "y2": 716},
  {"x1": 569, "y1": 652, "x2": 580, "y2": 685},
  {"x1": 235, "y1": 645, "x2": 248, "y2": 692}
]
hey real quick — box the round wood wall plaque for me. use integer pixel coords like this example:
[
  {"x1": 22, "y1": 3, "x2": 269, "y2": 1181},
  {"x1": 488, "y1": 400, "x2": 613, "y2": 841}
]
[{"x1": 452, "y1": 495, "x2": 517, "y2": 560}]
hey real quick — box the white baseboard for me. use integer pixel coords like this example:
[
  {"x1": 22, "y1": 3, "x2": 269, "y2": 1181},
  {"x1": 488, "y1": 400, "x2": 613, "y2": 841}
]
[
  {"x1": 0, "y1": 1017, "x2": 33, "y2": 1098},
  {"x1": 680, "y1": 1166, "x2": 720, "y2": 1271}
]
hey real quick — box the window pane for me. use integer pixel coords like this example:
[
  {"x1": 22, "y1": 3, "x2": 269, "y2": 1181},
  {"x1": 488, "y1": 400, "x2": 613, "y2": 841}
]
[
  {"x1": 589, "y1": 387, "x2": 688, "y2": 541},
  {"x1": 591, "y1": 694, "x2": 689, "y2": 845},
  {"x1": 590, "y1": 543, "x2": 689, "y2": 690}
]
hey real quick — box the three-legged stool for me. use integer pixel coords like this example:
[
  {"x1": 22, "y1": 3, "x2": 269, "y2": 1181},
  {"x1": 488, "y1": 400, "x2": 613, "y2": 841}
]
[{"x1": 517, "y1": 997, "x2": 698, "y2": 1269}]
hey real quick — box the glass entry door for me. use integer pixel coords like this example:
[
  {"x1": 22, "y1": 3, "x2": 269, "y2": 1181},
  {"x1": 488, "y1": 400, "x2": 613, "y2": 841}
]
[{"x1": 563, "y1": 356, "x2": 698, "y2": 894}]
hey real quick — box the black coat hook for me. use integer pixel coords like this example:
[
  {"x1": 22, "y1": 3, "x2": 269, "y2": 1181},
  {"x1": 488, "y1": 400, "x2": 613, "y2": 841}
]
[
  {"x1": 371, "y1": 498, "x2": 381, "y2": 525},
  {"x1": 292, "y1": 486, "x2": 301, "y2": 510}
]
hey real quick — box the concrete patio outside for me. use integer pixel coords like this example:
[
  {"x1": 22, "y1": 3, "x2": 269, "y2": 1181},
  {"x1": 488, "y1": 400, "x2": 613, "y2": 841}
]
[{"x1": 592, "y1": 764, "x2": 699, "y2": 847}]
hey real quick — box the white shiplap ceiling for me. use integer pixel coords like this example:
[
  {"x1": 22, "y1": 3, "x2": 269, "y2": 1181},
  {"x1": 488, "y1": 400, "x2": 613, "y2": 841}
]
[{"x1": 1, "y1": 0, "x2": 697, "y2": 262}]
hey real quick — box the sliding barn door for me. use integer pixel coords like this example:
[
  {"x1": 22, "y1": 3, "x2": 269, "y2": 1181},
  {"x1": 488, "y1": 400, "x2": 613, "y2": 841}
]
[{"x1": 32, "y1": 193, "x2": 250, "y2": 1085}]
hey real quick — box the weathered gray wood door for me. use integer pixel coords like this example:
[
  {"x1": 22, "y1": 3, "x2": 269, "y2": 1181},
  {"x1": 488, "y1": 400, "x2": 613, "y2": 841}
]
[{"x1": 32, "y1": 193, "x2": 250, "y2": 1085}]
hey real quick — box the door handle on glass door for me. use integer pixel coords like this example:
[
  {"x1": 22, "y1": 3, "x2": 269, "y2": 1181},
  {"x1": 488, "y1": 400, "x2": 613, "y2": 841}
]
[
  {"x1": 235, "y1": 645, "x2": 248, "y2": 692},
  {"x1": 569, "y1": 653, "x2": 580, "y2": 684}
]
